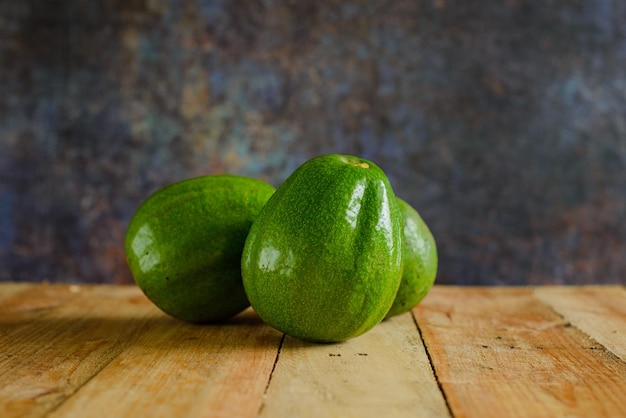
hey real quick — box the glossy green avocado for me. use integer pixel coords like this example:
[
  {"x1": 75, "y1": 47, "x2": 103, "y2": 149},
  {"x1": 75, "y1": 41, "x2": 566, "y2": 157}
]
[
  {"x1": 241, "y1": 154, "x2": 403, "y2": 343},
  {"x1": 385, "y1": 198, "x2": 438, "y2": 319},
  {"x1": 125, "y1": 174, "x2": 276, "y2": 323}
]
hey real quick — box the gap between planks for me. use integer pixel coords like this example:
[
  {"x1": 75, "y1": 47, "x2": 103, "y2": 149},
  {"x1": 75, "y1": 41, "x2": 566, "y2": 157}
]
[
  {"x1": 258, "y1": 310, "x2": 451, "y2": 418},
  {"x1": 410, "y1": 310, "x2": 454, "y2": 418},
  {"x1": 534, "y1": 286, "x2": 626, "y2": 362},
  {"x1": 0, "y1": 283, "x2": 284, "y2": 418},
  {"x1": 256, "y1": 333, "x2": 286, "y2": 417},
  {"x1": 4, "y1": 284, "x2": 625, "y2": 418},
  {"x1": 45, "y1": 310, "x2": 283, "y2": 418},
  {"x1": 414, "y1": 286, "x2": 626, "y2": 418}
]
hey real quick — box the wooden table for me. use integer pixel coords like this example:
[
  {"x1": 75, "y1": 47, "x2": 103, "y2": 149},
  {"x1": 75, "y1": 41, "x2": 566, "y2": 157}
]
[{"x1": 1, "y1": 283, "x2": 625, "y2": 418}]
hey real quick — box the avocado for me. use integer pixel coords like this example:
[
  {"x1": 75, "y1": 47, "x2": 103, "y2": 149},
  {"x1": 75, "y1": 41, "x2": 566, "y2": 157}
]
[
  {"x1": 241, "y1": 154, "x2": 403, "y2": 343},
  {"x1": 385, "y1": 198, "x2": 438, "y2": 319},
  {"x1": 125, "y1": 174, "x2": 275, "y2": 323}
]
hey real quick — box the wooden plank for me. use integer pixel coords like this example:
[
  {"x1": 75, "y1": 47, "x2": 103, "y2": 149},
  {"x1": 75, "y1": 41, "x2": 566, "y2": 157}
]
[
  {"x1": 3, "y1": 284, "x2": 626, "y2": 417},
  {"x1": 534, "y1": 286, "x2": 626, "y2": 362},
  {"x1": 0, "y1": 282, "x2": 36, "y2": 304},
  {"x1": 259, "y1": 311, "x2": 451, "y2": 418},
  {"x1": 414, "y1": 286, "x2": 626, "y2": 418},
  {"x1": 0, "y1": 284, "x2": 157, "y2": 418},
  {"x1": 47, "y1": 307, "x2": 283, "y2": 418}
]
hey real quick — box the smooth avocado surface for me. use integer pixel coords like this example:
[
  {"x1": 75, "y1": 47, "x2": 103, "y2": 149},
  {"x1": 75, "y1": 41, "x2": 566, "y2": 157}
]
[
  {"x1": 125, "y1": 174, "x2": 276, "y2": 323},
  {"x1": 242, "y1": 154, "x2": 403, "y2": 343}
]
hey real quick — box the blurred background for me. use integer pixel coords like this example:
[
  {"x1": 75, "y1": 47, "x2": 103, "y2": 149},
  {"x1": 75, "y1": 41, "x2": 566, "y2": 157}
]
[{"x1": 1, "y1": 0, "x2": 625, "y2": 285}]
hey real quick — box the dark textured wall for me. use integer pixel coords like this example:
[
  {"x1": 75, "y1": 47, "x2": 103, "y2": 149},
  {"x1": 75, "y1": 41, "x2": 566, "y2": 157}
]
[{"x1": 1, "y1": 0, "x2": 625, "y2": 285}]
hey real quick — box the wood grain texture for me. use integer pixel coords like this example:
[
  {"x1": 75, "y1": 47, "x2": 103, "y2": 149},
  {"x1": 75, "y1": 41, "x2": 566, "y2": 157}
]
[
  {"x1": 0, "y1": 283, "x2": 34, "y2": 304},
  {"x1": 0, "y1": 284, "x2": 156, "y2": 418},
  {"x1": 2, "y1": 283, "x2": 625, "y2": 418},
  {"x1": 259, "y1": 311, "x2": 450, "y2": 418},
  {"x1": 48, "y1": 308, "x2": 283, "y2": 418},
  {"x1": 534, "y1": 286, "x2": 626, "y2": 362},
  {"x1": 414, "y1": 286, "x2": 626, "y2": 418}
]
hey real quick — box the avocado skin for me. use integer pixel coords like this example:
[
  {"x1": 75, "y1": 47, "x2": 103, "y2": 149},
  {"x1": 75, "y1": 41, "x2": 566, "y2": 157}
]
[
  {"x1": 385, "y1": 198, "x2": 438, "y2": 319},
  {"x1": 242, "y1": 154, "x2": 403, "y2": 343},
  {"x1": 125, "y1": 174, "x2": 276, "y2": 323}
]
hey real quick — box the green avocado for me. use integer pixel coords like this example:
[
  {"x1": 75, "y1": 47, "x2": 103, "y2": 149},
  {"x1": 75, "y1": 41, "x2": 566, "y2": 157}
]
[
  {"x1": 125, "y1": 174, "x2": 276, "y2": 323},
  {"x1": 385, "y1": 198, "x2": 438, "y2": 319},
  {"x1": 241, "y1": 154, "x2": 403, "y2": 343}
]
